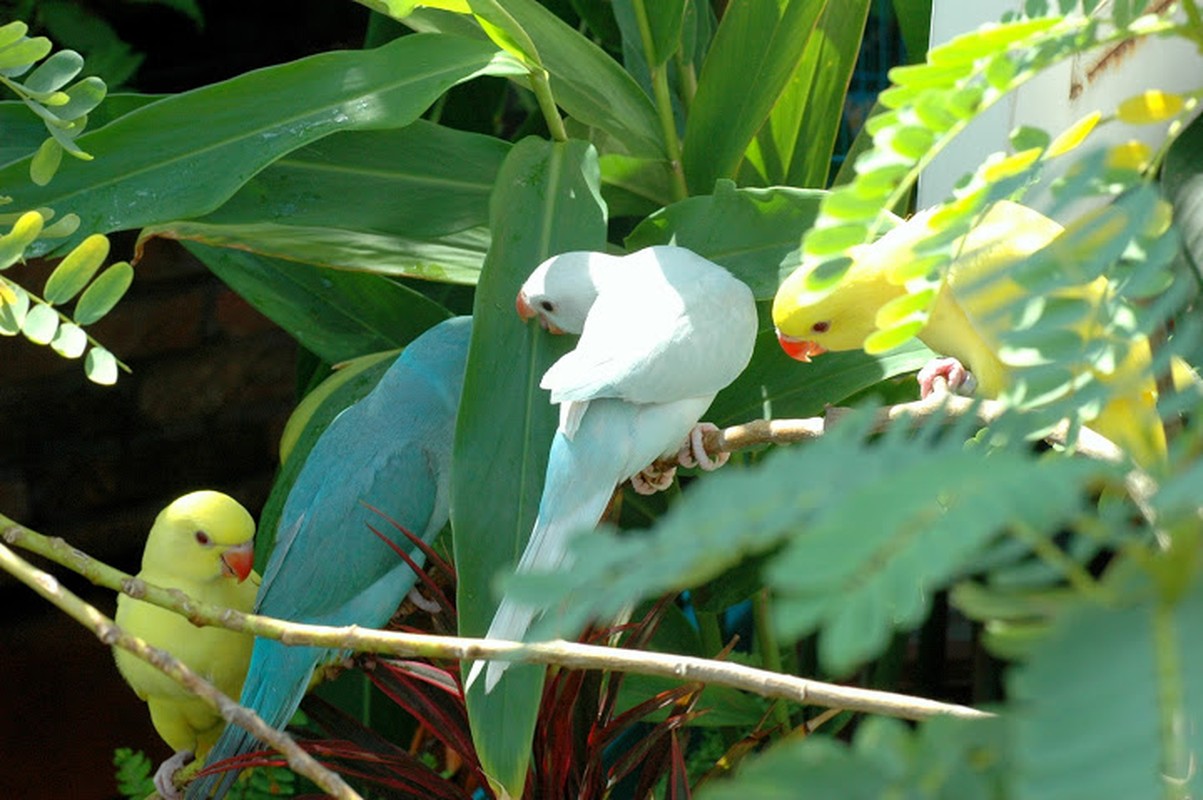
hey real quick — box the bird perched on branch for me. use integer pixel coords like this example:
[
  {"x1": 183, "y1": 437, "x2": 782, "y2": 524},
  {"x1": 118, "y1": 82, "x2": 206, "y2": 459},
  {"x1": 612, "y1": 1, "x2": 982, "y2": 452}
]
[
  {"x1": 469, "y1": 245, "x2": 758, "y2": 691},
  {"x1": 113, "y1": 490, "x2": 258, "y2": 800},
  {"x1": 773, "y1": 200, "x2": 1169, "y2": 467},
  {"x1": 188, "y1": 316, "x2": 472, "y2": 800}
]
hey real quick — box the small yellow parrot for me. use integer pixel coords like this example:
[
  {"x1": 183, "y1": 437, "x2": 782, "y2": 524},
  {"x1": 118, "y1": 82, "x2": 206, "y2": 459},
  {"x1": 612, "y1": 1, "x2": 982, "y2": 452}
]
[
  {"x1": 113, "y1": 490, "x2": 259, "y2": 799},
  {"x1": 772, "y1": 200, "x2": 1168, "y2": 467}
]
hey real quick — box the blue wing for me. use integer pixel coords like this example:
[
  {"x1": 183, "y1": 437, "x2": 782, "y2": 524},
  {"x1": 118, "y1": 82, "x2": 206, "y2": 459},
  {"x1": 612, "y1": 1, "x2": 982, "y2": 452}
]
[{"x1": 188, "y1": 316, "x2": 471, "y2": 799}]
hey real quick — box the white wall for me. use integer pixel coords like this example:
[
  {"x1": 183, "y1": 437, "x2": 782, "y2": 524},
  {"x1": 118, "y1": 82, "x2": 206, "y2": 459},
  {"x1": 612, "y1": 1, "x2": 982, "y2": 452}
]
[{"x1": 917, "y1": 0, "x2": 1202, "y2": 218}]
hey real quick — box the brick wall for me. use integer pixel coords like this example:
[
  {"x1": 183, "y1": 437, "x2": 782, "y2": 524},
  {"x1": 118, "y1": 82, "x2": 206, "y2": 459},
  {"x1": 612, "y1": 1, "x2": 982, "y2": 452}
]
[{"x1": 0, "y1": 237, "x2": 299, "y2": 799}]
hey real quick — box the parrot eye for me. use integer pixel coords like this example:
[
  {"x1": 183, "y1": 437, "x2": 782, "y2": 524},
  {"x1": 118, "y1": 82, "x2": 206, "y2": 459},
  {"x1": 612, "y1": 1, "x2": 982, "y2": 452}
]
[
  {"x1": 539, "y1": 300, "x2": 555, "y2": 313},
  {"x1": 812, "y1": 321, "x2": 830, "y2": 333},
  {"x1": 194, "y1": 531, "x2": 211, "y2": 546}
]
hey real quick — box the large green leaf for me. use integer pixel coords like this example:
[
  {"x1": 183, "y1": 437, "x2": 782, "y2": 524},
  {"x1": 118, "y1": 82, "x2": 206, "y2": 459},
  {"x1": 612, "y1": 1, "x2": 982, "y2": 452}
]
[
  {"x1": 138, "y1": 122, "x2": 505, "y2": 282},
  {"x1": 146, "y1": 222, "x2": 490, "y2": 285},
  {"x1": 3, "y1": 34, "x2": 522, "y2": 257},
  {"x1": 0, "y1": 93, "x2": 162, "y2": 167},
  {"x1": 407, "y1": 2, "x2": 664, "y2": 158},
  {"x1": 625, "y1": 181, "x2": 826, "y2": 299},
  {"x1": 698, "y1": 715, "x2": 1005, "y2": 799},
  {"x1": 742, "y1": 0, "x2": 871, "y2": 189},
  {"x1": 1009, "y1": 570, "x2": 1203, "y2": 799},
  {"x1": 681, "y1": 0, "x2": 824, "y2": 193},
  {"x1": 186, "y1": 243, "x2": 450, "y2": 364},
  {"x1": 453, "y1": 137, "x2": 607, "y2": 798},
  {"x1": 1162, "y1": 110, "x2": 1203, "y2": 283}
]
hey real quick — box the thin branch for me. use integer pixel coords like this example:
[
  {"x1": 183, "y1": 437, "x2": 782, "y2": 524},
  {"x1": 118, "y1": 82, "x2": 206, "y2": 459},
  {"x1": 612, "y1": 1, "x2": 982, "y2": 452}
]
[
  {"x1": 692, "y1": 382, "x2": 1160, "y2": 521},
  {"x1": 1, "y1": 519, "x2": 987, "y2": 723},
  {"x1": 0, "y1": 540, "x2": 360, "y2": 800}
]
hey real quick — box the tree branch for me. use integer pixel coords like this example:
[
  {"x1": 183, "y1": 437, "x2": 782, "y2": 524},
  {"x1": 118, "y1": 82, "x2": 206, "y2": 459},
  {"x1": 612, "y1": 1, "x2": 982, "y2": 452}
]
[
  {"x1": 0, "y1": 540, "x2": 361, "y2": 800},
  {"x1": 1, "y1": 518, "x2": 988, "y2": 724},
  {"x1": 693, "y1": 382, "x2": 1160, "y2": 521}
]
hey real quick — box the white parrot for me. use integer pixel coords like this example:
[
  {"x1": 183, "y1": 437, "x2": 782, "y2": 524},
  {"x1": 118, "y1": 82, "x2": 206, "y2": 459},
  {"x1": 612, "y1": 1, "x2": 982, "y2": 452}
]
[{"x1": 470, "y1": 245, "x2": 758, "y2": 691}]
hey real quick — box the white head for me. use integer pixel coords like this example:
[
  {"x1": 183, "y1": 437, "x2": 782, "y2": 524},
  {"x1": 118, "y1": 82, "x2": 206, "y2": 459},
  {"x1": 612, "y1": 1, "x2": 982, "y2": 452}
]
[{"x1": 516, "y1": 251, "x2": 617, "y2": 335}]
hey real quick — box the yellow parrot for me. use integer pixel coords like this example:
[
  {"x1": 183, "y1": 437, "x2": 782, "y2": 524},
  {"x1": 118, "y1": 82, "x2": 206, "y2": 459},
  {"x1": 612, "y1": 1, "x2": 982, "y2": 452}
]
[
  {"x1": 772, "y1": 200, "x2": 1169, "y2": 467},
  {"x1": 113, "y1": 490, "x2": 259, "y2": 799}
]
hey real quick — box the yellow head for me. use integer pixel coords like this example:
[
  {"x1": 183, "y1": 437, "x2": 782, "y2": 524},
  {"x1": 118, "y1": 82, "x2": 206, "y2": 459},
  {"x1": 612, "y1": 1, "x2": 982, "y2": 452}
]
[
  {"x1": 140, "y1": 490, "x2": 256, "y2": 585},
  {"x1": 773, "y1": 241, "x2": 906, "y2": 361}
]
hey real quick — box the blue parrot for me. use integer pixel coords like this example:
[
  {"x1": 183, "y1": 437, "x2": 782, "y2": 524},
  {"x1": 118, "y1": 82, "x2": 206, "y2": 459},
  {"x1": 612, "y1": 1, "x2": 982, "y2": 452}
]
[{"x1": 187, "y1": 315, "x2": 472, "y2": 799}]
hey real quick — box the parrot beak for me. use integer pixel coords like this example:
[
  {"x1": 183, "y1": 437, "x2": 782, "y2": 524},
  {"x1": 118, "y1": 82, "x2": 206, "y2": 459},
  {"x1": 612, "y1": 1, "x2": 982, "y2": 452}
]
[
  {"x1": 515, "y1": 291, "x2": 536, "y2": 322},
  {"x1": 515, "y1": 291, "x2": 565, "y2": 335},
  {"x1": 776, "y1": 330, "x2": 827, "y2": 363},
  {"x1": 220, "y1": 542, "x2": 254, "y2": 582}
]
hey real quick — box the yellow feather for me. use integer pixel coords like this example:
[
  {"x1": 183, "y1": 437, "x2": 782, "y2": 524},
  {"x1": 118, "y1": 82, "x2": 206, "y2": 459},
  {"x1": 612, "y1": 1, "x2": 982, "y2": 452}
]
[
  {"x1": 774, "y1": 201, "x2": 1168, "y2": 467},
  {"x1": 113, "y1": 490, "x2": 259, "y2": 755}
]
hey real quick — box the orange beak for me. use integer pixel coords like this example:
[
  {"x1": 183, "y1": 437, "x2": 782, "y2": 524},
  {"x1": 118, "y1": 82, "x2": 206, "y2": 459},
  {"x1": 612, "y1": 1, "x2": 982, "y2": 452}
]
[
  {"x1": 515, "y1": 291, "x2": 536, "y2": 321},
  {"x1": 515, "y1": 291, "x2": 565, "y2": 335},
  {"x1": 220, "y1": 542, "x2": 254, "y2": 582},
  {"x1": 777, "y1": 331, "x2": 827, "y2": 363}
]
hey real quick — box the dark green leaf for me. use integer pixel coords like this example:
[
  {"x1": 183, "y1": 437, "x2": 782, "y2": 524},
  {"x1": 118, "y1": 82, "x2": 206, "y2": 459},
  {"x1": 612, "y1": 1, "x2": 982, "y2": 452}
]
[
  {"x1": 682, "y1": 0, "x2": 824, "y2": 193},
  {"x1": 5, "y1": 34, "x2": 522, "y2": 257},
  {"x1": 453, "y1": 137, "x2": 607, "y2": 799},
  {"x1": 187, "y1": 243, "x2": 450, "y2": 364}
]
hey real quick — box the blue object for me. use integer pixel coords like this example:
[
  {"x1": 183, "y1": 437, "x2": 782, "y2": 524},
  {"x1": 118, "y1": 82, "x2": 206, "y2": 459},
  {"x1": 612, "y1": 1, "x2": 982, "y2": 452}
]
[{"x1": 188, "y1": 316, "x2": 472, "y2": 799}]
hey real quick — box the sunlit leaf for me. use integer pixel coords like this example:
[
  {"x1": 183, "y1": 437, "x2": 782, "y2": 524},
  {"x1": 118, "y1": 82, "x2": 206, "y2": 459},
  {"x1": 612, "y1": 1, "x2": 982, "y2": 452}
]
[
  {"x1": 43, "y1": 233, "x2": 109, "y2": 304},
  {"x1": 50, "y1": 321, "x2": 86, "y2": 358},
  {"x1": 22, "y1": 302, "x2": 59, "y2": 344},
  {"x1": 84, "y1": 345, "x2": 118, "y2": 385},
  {"x1": 73, "y1": 261, "x2": 133, "y2": 325},
  {"x1": 1115, "y1": 89, "x2": 1185, "y2": 124}
]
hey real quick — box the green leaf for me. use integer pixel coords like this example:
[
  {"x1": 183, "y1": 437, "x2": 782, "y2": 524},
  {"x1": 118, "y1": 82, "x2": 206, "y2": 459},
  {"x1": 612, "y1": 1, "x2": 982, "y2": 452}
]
[
  {"x1": 698, "y1": 716, "x2": 1005, "y2": 799},
  {"x1": 742, "y1": 0, "x2": 872, "y2": 189},
  {"x1": 43, "y1": 233, "x2": 109, "y2": 304},
  {"x1": 453, "y1": 137, "x2": 606, "y2": 800},
  {"x1": 682, "y1": 0, "x2": 824, "y2": 193},
  {"x1": 501, "y1": 0, "x2": 665, "y2": 158},
  {"x1": 1162, "y1": 110, "x2": 1203, "y2": 280},
  {"x1": 73, "y1": 261, "x2": 133, "y2": 325},
  {"x1": 0, "y1": 22, "x2": 28, "y2": 50},
  {"x1": 138, "y1": 122, "x2": 504, "y2": 280},
  {"x1": 186, "y1": 244, "x2": 450, "y2": 365},
  {"x1": 0, "y1": 281, "x2": 30, "y2": 334},
  {"x1": 511, "y1": 413, "x2": 1104, "y2": 675},
  {"x1": 641, "y1": 0, "x2": 688, "y2": 67},
  {"x1": 22, "y1": 48, "x2": 83, "y2": 95},
  {"x1": 625, "y1": 181, "x2": 826, "y2": 299},
  {"x1": 29, "y1": 138, "x2": 62, "y2": 186},
  {"x1": 84, "y1": 345, "x2": 118, "y2": 384},
  {"x1": 1010, "y1": 571, "x2": 1203, "y2": 799},
  {"x1": 0, "y1": 36, "x2": 52, "y2": 73},
  {"x1": 50, "y1": 321, "x2": 86, "y2": 358},
  {"x1": 5, "y1": 34, "x2": 524, "y2": 258},
  {"x1": 22, "y1": 302, "x2": 59, "y2": 344},
  {"x1": 0, "y1": 94, "x2": 160, "y2": 167}
]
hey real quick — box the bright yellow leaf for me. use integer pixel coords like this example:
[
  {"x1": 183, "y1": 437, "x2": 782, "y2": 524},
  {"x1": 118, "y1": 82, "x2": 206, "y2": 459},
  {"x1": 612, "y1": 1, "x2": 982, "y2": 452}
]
[
  {"x1": 1047, "y1": 111, "x2": 1101, "y2": 158},
  {"x1": 1106, "y1": 140, "x2": 1153, "y2": 172}
]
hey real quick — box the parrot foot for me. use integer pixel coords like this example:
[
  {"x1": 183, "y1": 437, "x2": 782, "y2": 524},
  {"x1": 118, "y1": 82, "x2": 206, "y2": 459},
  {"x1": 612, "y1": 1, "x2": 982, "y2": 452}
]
[
  {"x1": 631, "y1": 462, "x2": 677, "y2": 495},
  {"x1": 153, "y1": 749, "x2": 193, "y2": 800},
  {"x1": 677, "y1": 422, "x2": 729, "y2": 471},
  {"x1": 918, "y1": 357, "x2": 978, "y2": 399},
  {"x1": 407, "y1": 586, "x2": 441, "y2": 614}
]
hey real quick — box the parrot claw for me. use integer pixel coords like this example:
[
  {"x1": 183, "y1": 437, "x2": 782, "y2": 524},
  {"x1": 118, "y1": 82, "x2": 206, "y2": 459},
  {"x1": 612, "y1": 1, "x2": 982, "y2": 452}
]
[
  {"x1": 153, "y1": 749, "x2": 193, "y2": 800},
  {"x1": 631, "y1": 463, "x2": 677, "y2": 495},
  {"x1": 677, "y1": 422, "x2": 728, "y2": 471},
  {"x1": 918, "y1": 357, "x2": 978, "y2": 399}
]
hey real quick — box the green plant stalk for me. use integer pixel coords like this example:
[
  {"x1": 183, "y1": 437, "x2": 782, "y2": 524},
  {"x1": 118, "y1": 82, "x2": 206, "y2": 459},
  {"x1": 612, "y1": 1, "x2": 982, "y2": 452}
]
[
  {"x1": 528, "y1": 68, "x2": 568, "y2": 142},
  {"x1": 631, "y1": 0, "x2": 690, "y2": 201},
  {"x1": 673, "y1": 51, "x2": 698, "y2": 113},
  {"x1": 696, "y1": 608, "x2": 725, "y2": 658},
  {"x1": 1152, "y1": 601, "x2": 1190, "y2": 799},
  {"x1": 753, "y1": 589, "x2": 792, "y2": 736}
]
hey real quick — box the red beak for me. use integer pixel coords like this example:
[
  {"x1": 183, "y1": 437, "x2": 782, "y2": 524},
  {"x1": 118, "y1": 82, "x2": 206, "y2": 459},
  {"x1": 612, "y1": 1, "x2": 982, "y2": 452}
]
[
  {"x1": 777, "y1": 331, "x2": 827, "y2": 363},
  {"x1": 220, "y1": 542, "x2": 254, "y2": 582},
  {"x1": 515, "y1": 291, "x2": 536, "y2": 321},
  {"x1": 515, "y1": 291, "x2": 565, "y2": 334}
]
